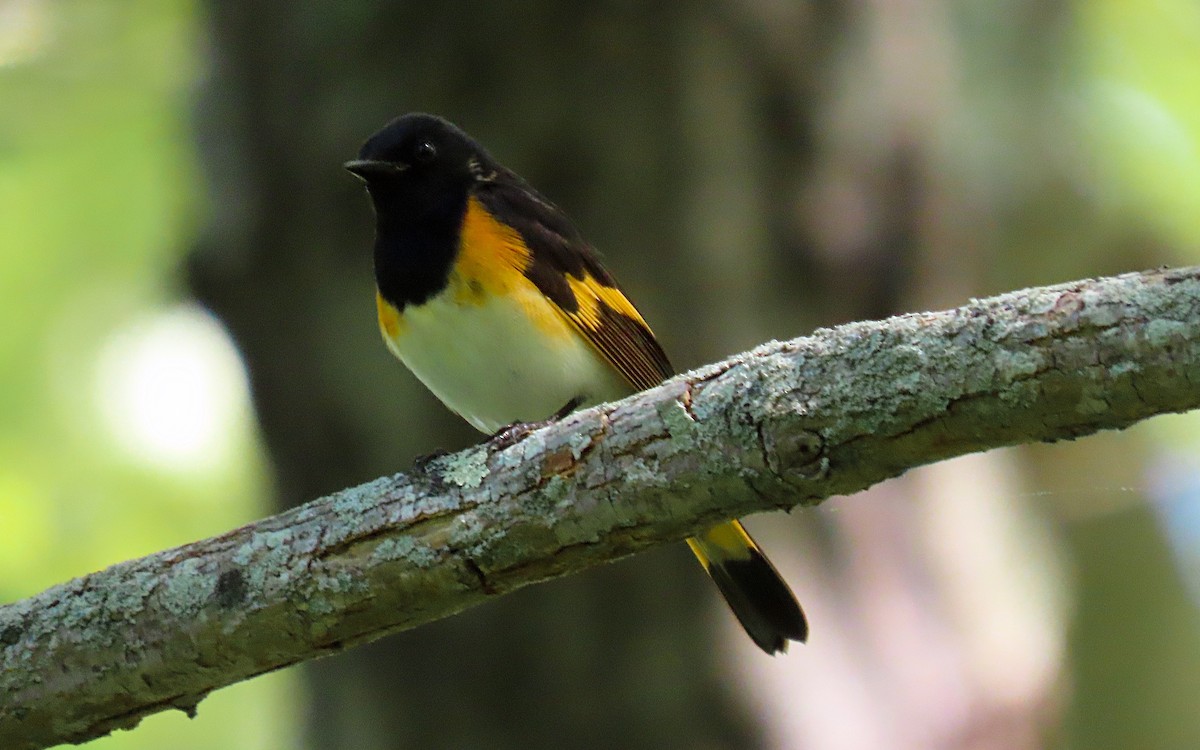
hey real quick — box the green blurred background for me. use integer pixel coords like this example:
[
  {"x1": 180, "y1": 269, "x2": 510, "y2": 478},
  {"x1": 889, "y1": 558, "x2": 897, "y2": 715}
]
[{"x1": 2, "y1": 0, "x2": 1199, "y2": 748}]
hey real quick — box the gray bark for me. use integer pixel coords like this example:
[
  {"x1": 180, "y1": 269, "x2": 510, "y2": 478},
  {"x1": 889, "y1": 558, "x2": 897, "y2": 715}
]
[{"x1": 3, "y1": 266, "x2": 1199, "y2": 750}]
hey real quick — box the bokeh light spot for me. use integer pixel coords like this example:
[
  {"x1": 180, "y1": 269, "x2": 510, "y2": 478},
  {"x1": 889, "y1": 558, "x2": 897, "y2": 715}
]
[{"x1": 95, "y1": 304, "x2": 251, "y2": 473}]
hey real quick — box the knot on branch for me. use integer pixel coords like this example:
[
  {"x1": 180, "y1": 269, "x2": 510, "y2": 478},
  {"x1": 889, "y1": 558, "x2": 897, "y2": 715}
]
[{"x1": 760, "y1": 410, "x2": 827, "y2": 484}]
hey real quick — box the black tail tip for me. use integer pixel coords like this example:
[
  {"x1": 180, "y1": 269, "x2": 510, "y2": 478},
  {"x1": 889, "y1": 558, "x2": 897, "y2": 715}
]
[
  {"x1": 754, "y1": 604, "x2": 808, "y2": 655},
  {"x1": 712, "y1": 556, "x2": 809, "y2": 656}
]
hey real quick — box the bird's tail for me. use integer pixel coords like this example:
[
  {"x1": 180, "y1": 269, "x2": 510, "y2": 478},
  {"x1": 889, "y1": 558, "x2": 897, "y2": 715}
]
[{"x1": 687, "y1": 520, "x2": 808, "y2": 654}]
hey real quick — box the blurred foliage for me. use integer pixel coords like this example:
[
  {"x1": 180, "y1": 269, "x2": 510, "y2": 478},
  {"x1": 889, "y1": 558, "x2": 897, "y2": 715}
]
[
  {"x1": 0, "y1": 1, "x2": 294, "y2": 748},
  {"x1": 1078, "y1": 0, "x2": 1200, "y2": 246},
  {"x1": 0, "y1": 0, "x2": 1197, "y2": 748}
]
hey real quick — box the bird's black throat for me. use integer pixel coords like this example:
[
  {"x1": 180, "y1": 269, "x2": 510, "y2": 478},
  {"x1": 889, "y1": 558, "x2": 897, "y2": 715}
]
[{"x1": 371, "y1": 188, "x2": 468, "y2": 311}]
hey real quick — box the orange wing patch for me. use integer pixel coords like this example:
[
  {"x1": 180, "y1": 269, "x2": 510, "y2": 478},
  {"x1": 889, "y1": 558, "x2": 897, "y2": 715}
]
[
  {"x1": 555, "y1": 273, "x2": 672, "y2": 392},
  {"x1": 453, "y1": 197, "x2": 532, "y2": 304},
  {"x1": 565, "y1": 275, "x2": 651, "y2": 330}
]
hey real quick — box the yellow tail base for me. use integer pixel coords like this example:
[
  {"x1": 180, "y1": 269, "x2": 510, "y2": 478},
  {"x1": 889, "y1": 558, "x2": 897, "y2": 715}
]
[{"x1": 687, "y1": 520, "x2": 808, "y2": 655}]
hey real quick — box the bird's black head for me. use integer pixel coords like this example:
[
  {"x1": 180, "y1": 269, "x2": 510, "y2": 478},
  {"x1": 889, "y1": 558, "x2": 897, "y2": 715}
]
[
  {"x1": 347, "y1": 114, "x2": 501, "y2": 308},
  {"x1": 345, "y1": 113, "x2": 494, "y2": 224}
]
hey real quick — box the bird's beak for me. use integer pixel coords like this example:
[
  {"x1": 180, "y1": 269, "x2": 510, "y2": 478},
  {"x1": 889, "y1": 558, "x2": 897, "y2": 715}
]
[{"x1": 343, "y1": 159, "x2": 407, "y2": 180}]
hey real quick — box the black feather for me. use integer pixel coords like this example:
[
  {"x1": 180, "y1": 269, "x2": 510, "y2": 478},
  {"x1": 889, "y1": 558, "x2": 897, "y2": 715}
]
[{"x1": 707, "y1": 552, "x2": 809, "y2": 654}]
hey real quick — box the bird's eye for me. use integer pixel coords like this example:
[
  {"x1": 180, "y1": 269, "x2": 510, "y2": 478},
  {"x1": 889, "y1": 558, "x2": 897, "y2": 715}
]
[{"x1": 413, "y1": 140, "x2": 437, "y2": 164}]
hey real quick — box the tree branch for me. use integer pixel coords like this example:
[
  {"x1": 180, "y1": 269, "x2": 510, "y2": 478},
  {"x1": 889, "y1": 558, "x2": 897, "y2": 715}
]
[{"x1": 4, "y1": 267, "x2": 1200, "y2": 748}]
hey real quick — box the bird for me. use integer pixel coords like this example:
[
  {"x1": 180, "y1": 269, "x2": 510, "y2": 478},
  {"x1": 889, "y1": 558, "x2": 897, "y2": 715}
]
[{"x1": 345, "y1": 113, "x2": 807, "y2": 654}]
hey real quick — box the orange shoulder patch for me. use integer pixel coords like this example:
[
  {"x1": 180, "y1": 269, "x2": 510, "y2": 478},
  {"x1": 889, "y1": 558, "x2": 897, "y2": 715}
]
[{"x1": 453, "y1": 196, "x2": 533, "y2": 304}]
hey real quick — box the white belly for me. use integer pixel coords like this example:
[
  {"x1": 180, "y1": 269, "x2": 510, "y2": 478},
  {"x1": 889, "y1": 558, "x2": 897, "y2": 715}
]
[{"x1": 384, "y1": 287, "x2": 632, "y2": 433}]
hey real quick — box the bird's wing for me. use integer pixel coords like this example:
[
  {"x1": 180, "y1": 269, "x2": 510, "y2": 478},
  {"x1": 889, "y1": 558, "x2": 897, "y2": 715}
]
[{"x1": 476, "y1": 177, "x2": 673, "y2": 392}]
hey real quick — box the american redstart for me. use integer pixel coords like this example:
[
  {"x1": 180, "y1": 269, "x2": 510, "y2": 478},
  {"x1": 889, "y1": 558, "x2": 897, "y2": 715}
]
[{"x1": 346, "y1": 113, "x2": 807, "y2": 654}]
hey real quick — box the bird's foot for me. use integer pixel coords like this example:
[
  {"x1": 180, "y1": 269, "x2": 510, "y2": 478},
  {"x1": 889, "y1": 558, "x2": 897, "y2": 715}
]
[{"x1": 488, "y1": 396, "x2": 585, "y2": 450}]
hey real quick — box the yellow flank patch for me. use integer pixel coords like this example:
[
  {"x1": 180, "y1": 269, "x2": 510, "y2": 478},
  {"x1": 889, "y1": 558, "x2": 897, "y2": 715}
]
[
  {"x1": 565, "y1": 274, "x2": 650, "y2": 331},
  {"x1": 376, "y1": 290, "x2": 406, "y2": 339},
  {"x1": 452, "y1": 196, "x2": 533, "y2": 305}
]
